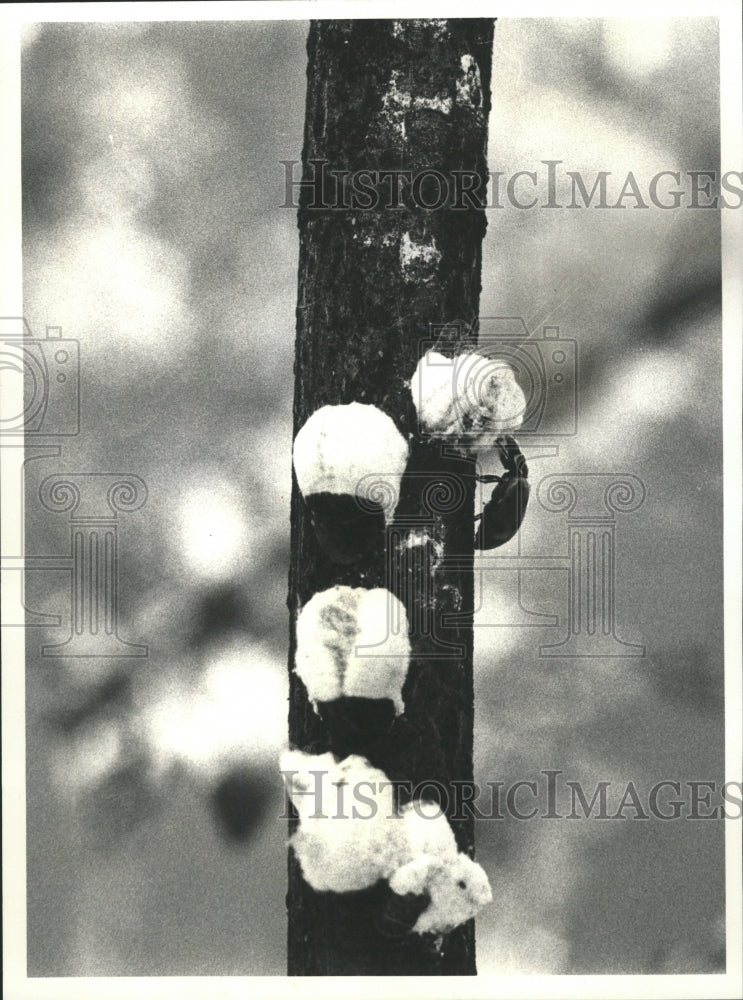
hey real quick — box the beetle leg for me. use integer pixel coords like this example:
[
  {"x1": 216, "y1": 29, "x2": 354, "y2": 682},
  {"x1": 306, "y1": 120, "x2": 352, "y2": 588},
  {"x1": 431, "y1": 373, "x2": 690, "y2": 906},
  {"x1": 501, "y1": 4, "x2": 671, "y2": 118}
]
[
  {"x1": 476, "y1": 474, "x2": 502, "y2": 484},
  {"x1": 494, "y1": 436, "x2": 512, "y2": 472},
  {"x1": 495, "y1": 433, "x2": 514, "y2": 461},
  {"x1": 495, "y1": 433, "x2": 528, "y2": 478}
]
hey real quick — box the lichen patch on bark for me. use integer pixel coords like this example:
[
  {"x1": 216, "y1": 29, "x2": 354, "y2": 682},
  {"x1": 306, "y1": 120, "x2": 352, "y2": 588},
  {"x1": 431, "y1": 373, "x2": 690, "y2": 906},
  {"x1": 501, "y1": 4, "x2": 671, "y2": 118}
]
[
  {"x1": 392, "y1": 20, "x2": 450, "y2": 42},
  {"x1": 401, "y1": 528, "x2": 445, "y2": 567},
  {"x1": 456, "y1": 55, "x2": 483, "y2": 109},
  {"x1": 400, "y1": 232, "x2": 442, "y2": 284},
  {"x1": 383, "y1": 70, "x2": 455, "y2": 116}
]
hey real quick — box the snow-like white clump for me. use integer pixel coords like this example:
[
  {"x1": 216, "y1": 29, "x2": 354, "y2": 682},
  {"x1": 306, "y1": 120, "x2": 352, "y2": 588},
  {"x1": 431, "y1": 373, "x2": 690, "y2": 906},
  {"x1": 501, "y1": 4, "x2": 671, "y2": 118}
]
[
  {"x1": 281, "y1": 751, "x2": 493, "y2": 934},
  {"x1": 295, "y1": 586, "x2": 410, "y2": 713},
  {"x1": 293, "y1": 403, "x2": 408, "y2": 522},
  {"x1": 410, "y1": 350, "x2": 526, "y2": 451},
  {"x1": 390, "y1": 803, "x2": 493, "y2": 934},
  {"x1": 281, "y1": 751, "x2": 398, "y2": 892}
]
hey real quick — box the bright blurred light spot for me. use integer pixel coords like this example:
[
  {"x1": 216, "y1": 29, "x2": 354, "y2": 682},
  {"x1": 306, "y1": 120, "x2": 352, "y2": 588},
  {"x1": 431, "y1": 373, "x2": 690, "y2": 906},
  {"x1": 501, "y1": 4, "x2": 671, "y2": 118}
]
[
  {"x1": 473, "y1": 571, "x2": 532, "y2": 665},
  {"x1": 79, "y1": 153, "x2": 157, "y2": 222},
  {"x1": 480, "y1": 927, "x2": 571, "y2": 975},
  {"x1": 86, "y1": 226, "x2": 176, "y2": 328},
  {"x1": 80, "y1": 52, "x2": 218, "y2": 179},
  {"x1": 87, "y1": 63, "x2": 186, "y2": 143},
  {"x1": 24, "y1": 221, "x2": 193, "y2": 360},
  {"x1": 603, "y1": 19, "x2": 672, "y2": 77},
  {"x1": 143, "y1": 642, "x2": 286, "y2": 778},
  {"x1": 179, "y1": 480, "x2": 250, "y2": 581},
  {"x1": 21, "y1": 24, "x2": 44, "y2": 49},
  {"x1": 621, "y1": 350, "x2": 693, "y2": 418},
  {"x1": 488, "y1": 76, "x2": 674, "y2": 190},
  {"x1": 52, "y1": 721, "x2": 123, "y2": 794},
  {"x1": 590, "y1": 347, "x2": 696, "y2": 460}
]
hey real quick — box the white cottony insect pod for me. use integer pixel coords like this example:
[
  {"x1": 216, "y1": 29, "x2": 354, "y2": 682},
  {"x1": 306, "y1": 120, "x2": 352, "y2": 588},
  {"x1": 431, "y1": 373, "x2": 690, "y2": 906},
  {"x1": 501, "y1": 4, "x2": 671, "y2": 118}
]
[
  {"x1": 281, "y1": 751, "x2": 398, "y2": 892},
  {"x1": 292, "y1": 402, "x2": 409, "y2": 564},
  {"x1": 295, "y1": 585, "x2": 411, "y2": 745},
  {"x1": 384, "y1": 801, "x2": 493, "y2": 936},
  {"x1": 409, "y1": 350, "x2": 527, "y2": 452},
  {"x1": 280, "y1": 751, "x2": 493, "y2": 936}
]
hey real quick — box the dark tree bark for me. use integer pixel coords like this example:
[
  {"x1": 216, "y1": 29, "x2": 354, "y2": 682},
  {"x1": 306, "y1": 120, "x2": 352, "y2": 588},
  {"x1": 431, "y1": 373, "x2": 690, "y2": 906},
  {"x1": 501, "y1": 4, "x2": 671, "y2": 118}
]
[{"x1": 287, "y1": 18, "x2": 495, "y2": 976}]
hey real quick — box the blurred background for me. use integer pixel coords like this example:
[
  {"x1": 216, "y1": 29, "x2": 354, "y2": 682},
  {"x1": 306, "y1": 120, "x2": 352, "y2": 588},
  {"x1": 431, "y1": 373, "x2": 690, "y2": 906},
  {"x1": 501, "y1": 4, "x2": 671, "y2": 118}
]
[{"x1": 21, "y1": 17, "x2": 724, "y2": 976}]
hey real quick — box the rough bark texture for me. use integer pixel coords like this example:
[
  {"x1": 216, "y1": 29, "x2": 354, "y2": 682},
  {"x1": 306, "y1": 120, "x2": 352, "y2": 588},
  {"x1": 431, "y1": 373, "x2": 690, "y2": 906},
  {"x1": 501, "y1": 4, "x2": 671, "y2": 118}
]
[{"x1": 288, "y1": 18, "x2": 495, "y2": 976}]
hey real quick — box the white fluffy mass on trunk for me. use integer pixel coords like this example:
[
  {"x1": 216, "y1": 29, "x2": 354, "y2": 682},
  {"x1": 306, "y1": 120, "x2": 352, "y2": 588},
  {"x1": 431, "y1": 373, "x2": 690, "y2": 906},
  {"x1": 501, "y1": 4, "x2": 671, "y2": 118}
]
[
  {"x1": 294, "y1": 585, "x2": 410, "y2": 713},
  {"x1": 409, "y1": 350, "x2": 526, "y2": 450},
  {"x1": 281, "y1": 750, "x2": 493, "y2": 935},
  {"x1": 292, "y1": 402, "x2": 409, "y2": 521}
]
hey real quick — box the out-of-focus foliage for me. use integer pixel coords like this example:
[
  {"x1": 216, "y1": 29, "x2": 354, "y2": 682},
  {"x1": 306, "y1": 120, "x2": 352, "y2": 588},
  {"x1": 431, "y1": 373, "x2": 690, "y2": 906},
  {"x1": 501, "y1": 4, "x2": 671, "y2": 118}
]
[{"x1": 22, "y1": 18, "x2": 723, "y2": 976}]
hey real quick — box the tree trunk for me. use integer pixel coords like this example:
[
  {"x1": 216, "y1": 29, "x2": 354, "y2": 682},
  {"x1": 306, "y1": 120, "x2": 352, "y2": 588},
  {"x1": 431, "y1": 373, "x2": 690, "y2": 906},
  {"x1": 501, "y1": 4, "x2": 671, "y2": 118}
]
[{"x1": 287, "y1": 17, "x2": 495, "y2": 976}]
